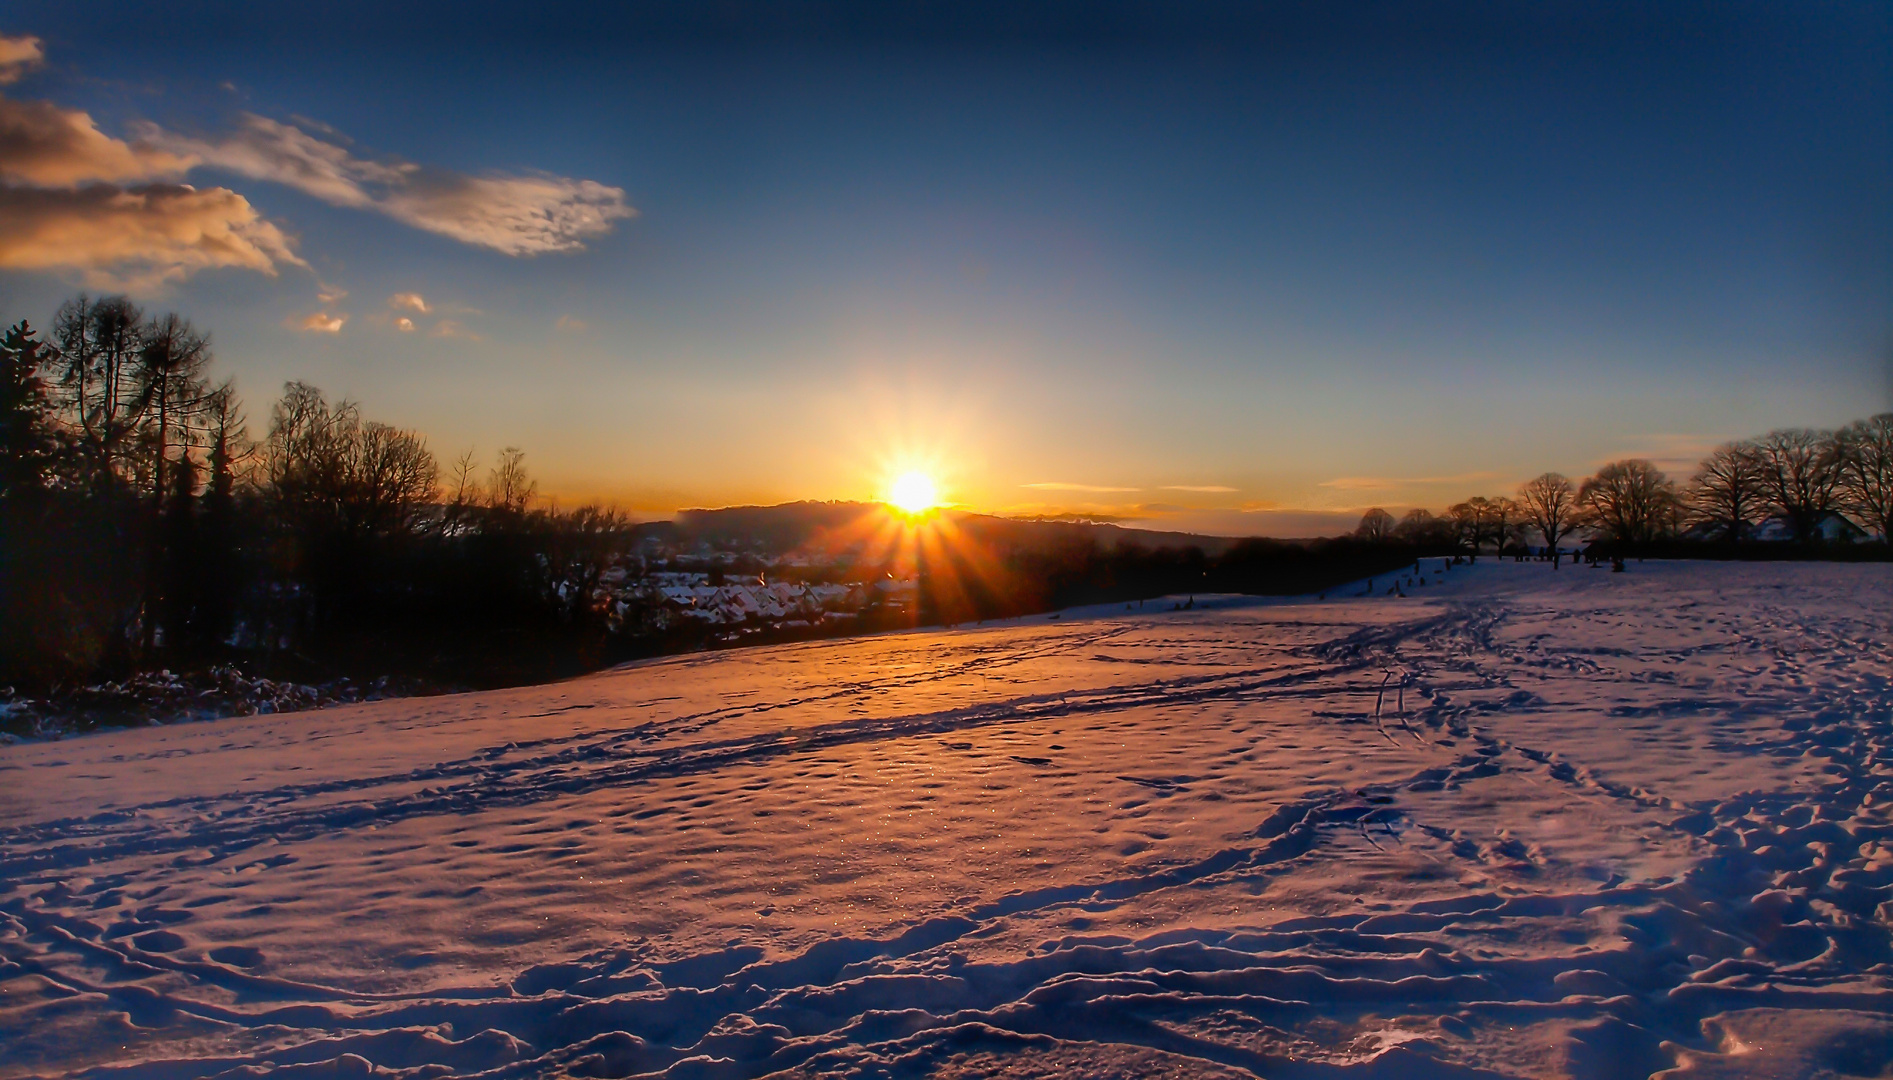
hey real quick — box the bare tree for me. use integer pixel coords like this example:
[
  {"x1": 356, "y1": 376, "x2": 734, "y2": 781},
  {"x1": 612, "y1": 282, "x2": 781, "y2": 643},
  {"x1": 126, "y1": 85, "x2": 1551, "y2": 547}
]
[
  {"x1": 487, "y1": 446, "x2": 536, "y2": 516},
  {"x1": 1447, "y1": 496, "x2": 1508, "y2": 558},
  {"x1": 53, "y1": 294, "x2": 151, "y2": 488},
  {"x1": 541, "y1": 504, "x2": 634, "y2": 622},
  {"x1": 1686, "y1": 442, "x2": 1765, "y2": 544},
  {"x1": 266, "y1": 382, "x2": 437, "y2": 537},
  {"x1": 139, "y1": 313, "x2": 214, "y2": 500},
  {"x1": 1394, "y1": 507, "x2": 1452, "y2": 545},
  {"x1": 1749, "y1": 428, "x2": 1843, "y2": 543},
  {"x1": 355, "y1": 422, "x2": 439, "y2": 535},
  {"x1": 448, "y1": 448, "x2": 479, "y2": 506},
  {"x1": 1515, "y1": 473, "x2": 1576, "y2": 559},
  {"x1": 1837, "y1": 413, "x2": 1893, "y2": 541},
  {"x1": 1354, "y1": 507, "x2": 1395, "y2": 542},
  {"x1": 1577, "y1": 459, "x2": 1678, "y2": 544},
  {"x1": 267, "y1": 381, "x2": 356, "y2": 523}
]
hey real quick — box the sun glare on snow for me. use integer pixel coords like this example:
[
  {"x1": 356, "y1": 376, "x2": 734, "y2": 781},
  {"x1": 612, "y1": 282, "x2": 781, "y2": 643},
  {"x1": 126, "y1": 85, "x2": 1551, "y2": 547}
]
[{"x1": 887, "y1": 471, "x2": 940, "y2": 515}]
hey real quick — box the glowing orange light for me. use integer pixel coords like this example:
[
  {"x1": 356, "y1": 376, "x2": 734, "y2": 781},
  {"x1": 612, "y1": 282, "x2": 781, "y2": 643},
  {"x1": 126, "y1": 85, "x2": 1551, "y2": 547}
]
[{"x1": 887, "y1": 471, "x2": 940, "y2": 515}]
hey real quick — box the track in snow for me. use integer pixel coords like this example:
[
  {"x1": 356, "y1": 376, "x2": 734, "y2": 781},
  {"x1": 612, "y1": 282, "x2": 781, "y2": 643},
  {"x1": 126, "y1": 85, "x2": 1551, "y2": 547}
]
[{"x1": 2, "y1": 561, "x2": 1890, "y2": 1078}]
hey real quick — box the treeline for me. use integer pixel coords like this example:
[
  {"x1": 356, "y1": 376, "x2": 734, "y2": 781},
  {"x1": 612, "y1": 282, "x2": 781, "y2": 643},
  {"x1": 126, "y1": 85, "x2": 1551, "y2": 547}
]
[
  {"x1": 915, "y1": 534, "x2": 1446, "y2": 626},
  {"x1": 6, "y1": 293, "x2": 1888, "y2": 697},
  {"x1": 1350, "y1": 421, "x2": 1892, "y2": 558},
  {"x1": 1, "y1": 296, "x2": 638, "y2": 691}
]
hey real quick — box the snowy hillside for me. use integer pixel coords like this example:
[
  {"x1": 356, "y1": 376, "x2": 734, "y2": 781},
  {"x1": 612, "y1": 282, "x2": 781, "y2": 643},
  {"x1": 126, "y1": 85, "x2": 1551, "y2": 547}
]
[{"x1": 3, "y1": 561, "x2": 1890, "y2": 1079}]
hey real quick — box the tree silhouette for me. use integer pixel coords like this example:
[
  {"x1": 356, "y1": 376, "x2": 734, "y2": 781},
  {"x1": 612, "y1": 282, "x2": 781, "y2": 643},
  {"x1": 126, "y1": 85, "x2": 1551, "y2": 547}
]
[
  {"x1": 1515, "y1": 473, "x2": 1576, "y2": 559},
  {"x1": 1837, "y1": 414, "x2": 1893, "y2": 541},
  {"x1": 1578, "y1": 459, "x2": 1678, "y2": 545},
  {"x1": 1354, "y1": 507, "x2": 1395, "y2": 542},
  {"x1": 1394, "y1": 507, "x2": 1453, "y2": 545},
  {"x1": 1687, "y1": 442, "x2": 1765, "y2": 544},
  {"x1": 1750, "y1": 428, "x2": 1844, "y2": 543},
  {"x1": 53, "y1": 294, "x2": 151, "y2": 490},
  {"x1": 0, "y1": 321, "x2": 62, "y2": 499},
  {"x1": 1446, "y1": 497, "x2": 1509, "y2": 558},
  {"x1": 139, "y1": 313, "x2": 214, "y2": 502}
]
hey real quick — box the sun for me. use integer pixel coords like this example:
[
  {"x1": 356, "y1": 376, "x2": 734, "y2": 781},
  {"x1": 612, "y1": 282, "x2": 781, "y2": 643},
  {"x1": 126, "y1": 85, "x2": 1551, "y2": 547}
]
[{"x1": 887, "y1": 471, "x2": 941, "y2": 515}]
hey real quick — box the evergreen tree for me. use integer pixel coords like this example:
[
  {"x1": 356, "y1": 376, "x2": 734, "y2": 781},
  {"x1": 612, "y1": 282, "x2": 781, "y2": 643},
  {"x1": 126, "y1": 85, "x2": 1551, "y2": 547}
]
[{"x1": 0, "y1": 320, "x2": 63, "y2": 499}]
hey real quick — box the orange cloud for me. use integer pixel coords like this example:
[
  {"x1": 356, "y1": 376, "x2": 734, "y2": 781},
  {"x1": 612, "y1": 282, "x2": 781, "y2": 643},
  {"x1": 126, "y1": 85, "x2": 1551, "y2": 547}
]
[
  {"x1": 0, "y1": 34, "x2": 43, "y2": 85},
  {"x1": 1160, "y1": 484, "x2": 1237, "y2": 492},
  {"x1": 1020, "y1": 481, "x2": 1141, "y2": 492},
  {"x1": 388, "y1": 292, "x2": 428, "y2": 312},
  {"x1": 1318, "y1": 471, "x2": 1500, "y2": 491},
  {"x1": 295, "y1": 311, "x2": 346, "y2": 333},
  {"x1": 0, "y1": 182, "x2": 304, "y2": 288},
  {"x1": 394, "y1": 316, "x2": 415, "y2": 332},
  {"x1": 0, "y1": 97, "x2": 196, "y2": 186}
]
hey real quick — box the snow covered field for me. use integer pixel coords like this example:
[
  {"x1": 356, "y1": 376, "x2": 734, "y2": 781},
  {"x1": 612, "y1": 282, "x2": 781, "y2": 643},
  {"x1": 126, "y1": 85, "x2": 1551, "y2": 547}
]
[{"x1": 3, "y1": 561, "x2": 1890, "y2": 1079}]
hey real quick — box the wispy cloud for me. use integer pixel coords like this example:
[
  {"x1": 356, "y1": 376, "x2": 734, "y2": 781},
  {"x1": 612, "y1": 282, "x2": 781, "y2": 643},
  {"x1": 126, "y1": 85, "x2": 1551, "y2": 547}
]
[
  {"x1": 0, "y1": 34, "x2": 43, "y2": 85},
  {"x1": 144, "y1": 113, "x2": 634, "y2": 255},
  {"x1": 1020, "y1": 481, "x2": 1142, "y2": 492},
  {"x1": 388, "y1": 292, "x2": 428, "y2": 313},
  {"x1": 394, "y1": 316, "x2": 415, "y2": 332},
  {"x1": 316, "y1": 282, "x2": 347, "y2": 304},
  {"x1": 1160, "y1": 484, "x2": 1237, "y2": 493},
  {"x1": 1318, "y1": 471, "x2": 1501, "y2": 492},
  {"x1": 430, "y1": 319, "x2": 480, "y2": 341},
  {"x1": 0, "y1": 37, "x2": 628, "y2": 288},
  {"x1": 294, "y1": 311, "x2": 346, "y2": 333},
  {"x1": 0, "y1": 183, "x2": 303, "y2": 289},
  {"x1": 1594, "y1": 433, "x2": 1720, "y2": 476},
  {"x1": 555, "y1": 314, "x2": 588, "y2": 333}
]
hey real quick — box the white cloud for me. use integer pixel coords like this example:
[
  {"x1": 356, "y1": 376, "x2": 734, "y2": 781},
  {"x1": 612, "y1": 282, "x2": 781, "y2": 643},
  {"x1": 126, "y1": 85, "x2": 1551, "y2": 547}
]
[
  {"x1": 388, "y1": 292, "x2": 428, "y2": 313},
  {"x1": 295, "y1": 311, "x2": 346, "y2": 333},
  {"x1": 394, "y1": 316, "x2": 415, "y2": 332},
  {"x1": 0, "y1": 35, "x2": 43, "y2": 85},
  {"x1": 380, "y1": 173, "x2": 631, "y2": 255},
  {"x1": 0, "y1": 182, "x2": 304, "y2": 290},
  {"x1": 147, "y1": 113, "x2": 634, "y2": 255}
]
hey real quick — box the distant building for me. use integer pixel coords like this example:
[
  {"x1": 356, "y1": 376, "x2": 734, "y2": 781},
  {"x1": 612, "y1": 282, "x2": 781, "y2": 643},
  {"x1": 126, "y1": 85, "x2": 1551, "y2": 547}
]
[{"x1": 1686, "y1": 512, "x2": 1871, "y2": 545}]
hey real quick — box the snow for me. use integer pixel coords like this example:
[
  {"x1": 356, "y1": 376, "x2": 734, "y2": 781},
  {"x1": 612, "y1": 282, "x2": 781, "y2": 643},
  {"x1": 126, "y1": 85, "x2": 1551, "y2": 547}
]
[{"x1": 2, "y1": 560, "x2": 1890, "y2": 1078}]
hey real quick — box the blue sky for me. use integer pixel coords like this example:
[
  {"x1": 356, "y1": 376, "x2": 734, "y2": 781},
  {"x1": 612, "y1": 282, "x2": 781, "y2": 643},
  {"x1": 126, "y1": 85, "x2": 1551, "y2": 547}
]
[{"x1": 2, "y1": 2, "x2": 1887, "y2": 534}]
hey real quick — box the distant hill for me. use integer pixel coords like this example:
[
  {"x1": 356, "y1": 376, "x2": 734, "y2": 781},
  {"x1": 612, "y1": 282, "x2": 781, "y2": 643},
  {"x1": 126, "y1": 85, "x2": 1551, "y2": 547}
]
[{"x1": 646, "y1": 501, "x2": 1245, "y2": 559}]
